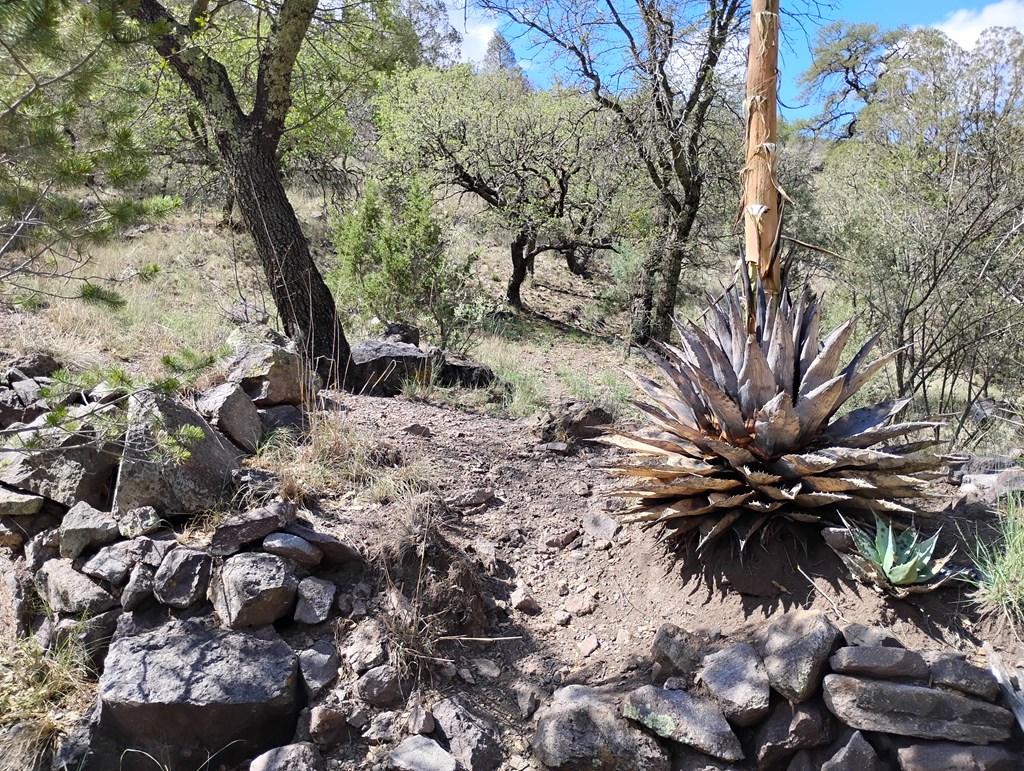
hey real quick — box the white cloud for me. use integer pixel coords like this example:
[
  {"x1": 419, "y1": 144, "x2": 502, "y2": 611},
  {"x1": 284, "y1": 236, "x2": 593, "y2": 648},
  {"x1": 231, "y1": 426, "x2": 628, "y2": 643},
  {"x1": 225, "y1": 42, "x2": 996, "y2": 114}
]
[
  {"x1": 935, "y1": 0, "x2": 1024, "y2": 48},
  {"x1": 447, "y1": 6, "x2": 497, "y2": 63}
]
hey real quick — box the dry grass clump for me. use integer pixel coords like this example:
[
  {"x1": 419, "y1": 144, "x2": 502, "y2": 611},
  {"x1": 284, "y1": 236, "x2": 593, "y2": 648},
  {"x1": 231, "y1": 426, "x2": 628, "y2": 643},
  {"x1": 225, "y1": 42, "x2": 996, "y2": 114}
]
[
  {"x1": 0, "y1": 633, "x2": 95, "y2": 771},
  {"x1": 249, "y1": 413, "x2": 432, "y2": 505}
]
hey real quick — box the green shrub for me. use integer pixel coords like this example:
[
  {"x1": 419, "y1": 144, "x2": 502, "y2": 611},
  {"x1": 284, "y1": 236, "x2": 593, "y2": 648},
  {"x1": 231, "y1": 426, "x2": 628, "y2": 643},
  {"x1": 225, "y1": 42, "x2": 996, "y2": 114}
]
[
  {"x1": 329, "y1": 178, "x2": 485, "y2": 353},
  {"x1": 963, "y1": 493, "x2": 1024, "y2": 629}
]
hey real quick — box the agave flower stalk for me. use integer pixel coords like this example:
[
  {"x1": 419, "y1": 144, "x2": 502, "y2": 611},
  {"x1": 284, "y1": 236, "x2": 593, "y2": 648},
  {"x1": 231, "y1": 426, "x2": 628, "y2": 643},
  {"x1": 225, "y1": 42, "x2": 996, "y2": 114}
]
[{"x1": 602, "y1": 275, "x2": 944, "y2": 552}]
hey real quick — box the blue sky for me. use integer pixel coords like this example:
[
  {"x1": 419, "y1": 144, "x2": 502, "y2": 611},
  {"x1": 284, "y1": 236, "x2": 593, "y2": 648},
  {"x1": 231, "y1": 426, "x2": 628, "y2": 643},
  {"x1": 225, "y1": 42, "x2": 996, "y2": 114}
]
[{"x1": 449, "y1": 0, "x2": 1024, "y2": 117}]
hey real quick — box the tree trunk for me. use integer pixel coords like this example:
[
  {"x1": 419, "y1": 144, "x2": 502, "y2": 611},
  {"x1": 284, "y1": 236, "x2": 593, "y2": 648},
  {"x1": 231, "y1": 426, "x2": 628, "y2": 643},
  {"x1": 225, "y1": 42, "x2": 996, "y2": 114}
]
[
  {"x1": 507, "y1": 232, "x2": 532, "y2": 307},
  {"x1": 629, "y1": 206, "x2": 670, "y2": 345},
  {"x1": 220, "y1": 137, "x2": 351, "y2": 385},
  {"x1": 742, "y1": 0, "x2": 781, "y2": 297}
]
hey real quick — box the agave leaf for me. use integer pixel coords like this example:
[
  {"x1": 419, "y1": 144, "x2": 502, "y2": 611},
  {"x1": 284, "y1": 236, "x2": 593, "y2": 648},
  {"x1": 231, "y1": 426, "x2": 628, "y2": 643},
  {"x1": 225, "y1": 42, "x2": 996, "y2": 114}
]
[
  {"x1": 680, "y1": 362, "x2": 749, "y2": 444},
  {"x1": 795, "y1": 375, "x2": 846, "y2": 444},
  {"x1": 785, "y1": 510, "x2": 825, "y2": 523},
  {"x1": 800, "y1": 319, "x2": 855, "y2": 397},
  {"x1": 697, "y1": 509, "x2": 743, "y2": 551},
  {"x1": 882, "y1": 523, "x2": 896, "y2": 575},
  {"x1": 608, "y1": 461, "x2": 719, "y2": 478},
  {"x1": 737, "y1": 336, "x2": 777, "y2": 420},
  {"x1": 803, "y1": 475, "x2": 876, "y2": 493},
  {"x1": 759, "y1": 482, "x2": 802, "y2": 501},
  {"x1": 740, "y1": 466, "x2": 783, "y2": 485},
  {"x1": 839, "y1": 332, "x2": 882, "y2": 386},
  {"x1": 660, "y1": 516, "x2": 706, "y2": 541},
  {"x1": 687, "y1": 321, "x2": 739, "y2": 399},
  {"x1": 632, "y1": 475, "x2": 745, "y2": 497},
  {"x1": 766, "y1": 300, "x2": 798, "y2": 396},
  {"x1": 821, "y1": 397, "x2": 912, "y2": 444},
  {"x1": 751, "y1": 391, "x2": 801, "y2": 458},
  {"x1": 723, "y1": 287, "x2": 747, "y2": 375},
  {"x1": 838, "y1": 422, "x2": 943, "y2": 449},
  {"x1": 916, "y1": 530, "x2": 940, "y2": 565},
  {"x1": 887, "y1": 555, "x2": 921, "y2": 585},
  {"x1": 798, "y1": 299, "x2": 821, "y2": 381},
  {"x1": 848, "y1": 522, "x2": 879, "y2": 562},
  {"x1": 839, "y1": 347, "x2": 907, "y2": 406},
  {"x1": 734, "y1": 513, "x2": 770, "y2": 553},
  {"x1": 745, "y1": 499, "x2": 783, "y2": 512},
  {"x1": 793, "y1": 491, "x2": 851, "y2": 507},
  {"x1": 772, "y1": 452, "x2": 838, "y2": 478},
  {"x1": 597, "y1": 430, "x2": 702, "y2": 458}
]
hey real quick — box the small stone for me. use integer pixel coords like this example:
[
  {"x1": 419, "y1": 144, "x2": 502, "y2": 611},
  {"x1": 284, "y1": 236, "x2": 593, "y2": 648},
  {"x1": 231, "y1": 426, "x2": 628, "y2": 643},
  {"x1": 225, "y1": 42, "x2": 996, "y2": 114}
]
[
  {"x1": 697, "y1": 642, "x2": 770, "y2": 727},
  {"x1": 309, "y1": 706, "x2": 348, "y2": 747},
  {"x1": 59, "y1": 501, "x2": 119, "y2": 559},
  {"x1": 357, "y1": 665, "x2": 402, "y2": 707},
  {"x1": 402, "y1": 423, "x2": 432, "y2": 437},
  {"x1": 120, "y1": 563, "x2": 155, "y2": 611},
  {"x1": 473, "y1": 658, "x2": 501, "y2": 679},
  {"x1": 364, "y1": 710, "x2": 399, "y2": 745},
  {"x1": 582, "y1": 510, "x2": 619, "y2": 540},
  {"x1": 343, "y1": 618, "x2": 387, "y2": 674},
  {"x1": 652, "y1": 622, "x2": 705, "y2": 682},
  {"x1": 757, "y1": 610, "x2": 840, "y2": 703},
  {"x1": 389, "y1": 736, "x2": 456, "y2": 771},
  {"x1": 153, "y1": 547, "x2": 212, "y2": 609},
  {"x1": 448, "y1": 488, "x2": 494, "y2": 508},
  {"x1": 553, "y1": 610, "x2": 571, "y2": 626},
  {"x1": 829, "y1": 646, "x2": 929, "y2": 679},
  {"x1": 533, "y1": 685, "x2": 670, "y2": 771},
  {"x1": 623, "y1": 685, "x2": 743, "y2": 761},
  {"x1": 753, "y1": 700, "x2": 834, "y2": 768},
  {"x1": 347, "y1": 707, "x2": 370, "y2": 728},
  {"x1": 922, "y1": 650, "x2": 1000, "y2": 701},
  {"x1": 263, "y1": 532, "x2": 323, "y2": 567},
  {"x1": 299, "y1": 638, "x2": 339, "y2": 699},
  {"x1": 250, "y1": 742, "x2": 325, "y2": 771},
  {"x1": 294, "y1": 577, "x2": 336, "y2": 624},
  {"x1": 510, "y1": 587, "x2": 540, "y2": 614},
  {"x1": 820, "y1": 730, "x2": 884, "y2": 771},
  {"x1": 196, "y1": 382, "x2": 262, "y2": 454},
  {"x1": 81, "y1": 539, "x2": 150, "y2": 586},
  {"x1": 897, "y1": 742, "x2": 1018, "y2": 771},
  {"x1": 543, "y1": 529, "x2": 579, "y2": 549},
  {"x1": 458, "y1": 667, "x2": 476, "y2": 684},
  {"x1": 578, "y1": 635, "x2": 600, "y2": 657},
  {"x1": 564, "y1": 593, "x2": 597, "y2": 616},
  {"x1": 407, "y1": 700, "x2": 435, "y2": 735},
  {"x1": 117, "y1": 506, "x2": 161, "y2": 538},
  {"x1": 432, "y1": 696, "x2": 502, "y2": 771}
]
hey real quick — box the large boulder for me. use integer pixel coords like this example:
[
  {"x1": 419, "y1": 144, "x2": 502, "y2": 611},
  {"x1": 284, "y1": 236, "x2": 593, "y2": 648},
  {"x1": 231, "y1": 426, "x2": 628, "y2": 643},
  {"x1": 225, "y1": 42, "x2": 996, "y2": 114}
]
[
  {"x1": 432, "y1": 696, "x2": 502, "y2": 771},
  {"x1": 98, "y1": 619, "x2": 299, "y2": 770},
  {"x1": 757, "y1": 610, "x2": 840, "y2": 703},
  {"x1": 622, "y1": 685, "x2": 743, "y2": 761},
  {"x1": 225, "y1": 328, "x2": 308, "y2": 407},
  {"x1": 350, "y1": 340, "x2": 430, "y2": 396},
  {"x1": 696, "y1": 642, "x2": 771, "y2": 727},
  {"x1": 210, "y1": 502, "x2": 296, "y2": 556},
  {"x1": 59, "y1": 502, "x2": 119, "y2": 559},
  {"x1": 34, "y1": 558, "x2": 118, "y2": 615},
  {"x1": 152, "y1": 548, "x2": 211, "y2": 609},
  {"x1": 113, "y1": 392, "x2": 239, "y2": 516},
  {"x1": 533, "y1": 685, "x2": 670, "y2": 770},
  {"x1": 195, "y1": 382, "x2": 262, "y2": 454},
  {"x1": 211, "y1": 552, "x2": 298, "y2": 629}
]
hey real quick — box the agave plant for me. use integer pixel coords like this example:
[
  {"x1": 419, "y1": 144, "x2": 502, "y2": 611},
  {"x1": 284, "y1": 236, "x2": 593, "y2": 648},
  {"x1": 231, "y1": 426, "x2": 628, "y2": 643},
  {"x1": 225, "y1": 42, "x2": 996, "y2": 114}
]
[
  {"x1": 603, "y1": 275, "x2": 945, "y2": 552},
  {"x1": 825, "y1": 516, "x2": 958, "y2": 597}
]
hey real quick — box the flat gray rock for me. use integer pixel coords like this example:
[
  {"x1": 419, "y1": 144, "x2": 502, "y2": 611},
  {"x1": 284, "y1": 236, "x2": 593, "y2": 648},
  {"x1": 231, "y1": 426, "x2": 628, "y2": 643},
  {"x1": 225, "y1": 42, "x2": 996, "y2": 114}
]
[
  {"x1": 263, "y1": 532, "x2": 322, "y2": 566},
  {"x1": 121, "y1": 563, "x2": 155, "y2": 611},
  {"x1": 99, "y1": 619, "x2": 298, "y2": 766},
  {"x1": 298, "y1": 638, "x2": 339, "y2": 699},
  {"x1": 897, "y1": 741, "x2": 1018, "y2": 770},
  {"x1": 59, "y1": 501, "x2": 119, "y2": 559},
  {"x1": 757, "y1": 610, "x2": 840, "y2": 703},
  {"x1": 35, "y1": 558, "x2": 117, "y2": 615},
  {"x1": 210, "y1": 502, "x2": 296, "y2": 556},
  {"x1": 622, "y1": 685, "x2": 743, "y2": 761},
  {"x1": 651, "y1": 622, "x2": 705, "y2": 682},
  {"x1": 211, "y1": 552, "x2": 297, "y2": 629},
  {"x1": 820, "y1": 730, "x2": 884, "y2": 771},
  {"x1": 829, "y1": 646, "x2": 929, "y2": 679},
  {"x1": 822, "y1": 674, "x2": 1013, "y2": 744},
  {"x1": 922, "y1": 650, "x2": 1000, "y2": 701},
  {"x1": 0, "y1": 487, "x2": 42, "y2": 516},
  {"x1": 356, "y1": 664, "x2": 402, "y2": 707},
  {"x1": 389, "y1": 736, "x2": 457, "y2": 771},
  {"x1": 697, "y1": 641, "x2": 770, "y2": 726},
  {"x1": 533, "y1": 685, "x2": 669, "y2": 771},
  {"x1": 343, "y1": 617, "x2": 387, "y2": 674},
  {"x1": 81, "y1": 539, "x2": 150, "y2": 586}
]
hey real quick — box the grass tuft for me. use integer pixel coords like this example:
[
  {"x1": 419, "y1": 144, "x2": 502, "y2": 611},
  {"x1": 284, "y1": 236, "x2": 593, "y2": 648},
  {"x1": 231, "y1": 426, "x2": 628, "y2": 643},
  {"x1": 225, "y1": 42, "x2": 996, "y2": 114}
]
[
  {"x1": 0, "y1": 632, "x2": 95, "y2": 771},
  {"x1": 963, "y1": 493, "x2": 1024, "y2": 631}
]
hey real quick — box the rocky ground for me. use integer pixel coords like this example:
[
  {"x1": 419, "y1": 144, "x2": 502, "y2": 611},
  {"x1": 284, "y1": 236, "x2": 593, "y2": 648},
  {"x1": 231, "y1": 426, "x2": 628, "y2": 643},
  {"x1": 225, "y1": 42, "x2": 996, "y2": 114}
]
[{"x1": 2, "y1": 328, "x2": 1024, "y2": 771}]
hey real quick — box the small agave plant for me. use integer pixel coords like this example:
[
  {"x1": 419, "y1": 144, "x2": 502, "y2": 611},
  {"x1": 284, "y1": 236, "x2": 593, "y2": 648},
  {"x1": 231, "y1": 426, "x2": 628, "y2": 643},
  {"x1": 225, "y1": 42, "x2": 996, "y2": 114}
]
[
  {"x1": 826, "y1": 515, "x2": 958, "y2": 597},
  {"x1": 602, "y1": 274, "x2": 945, "y2": 553}
]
